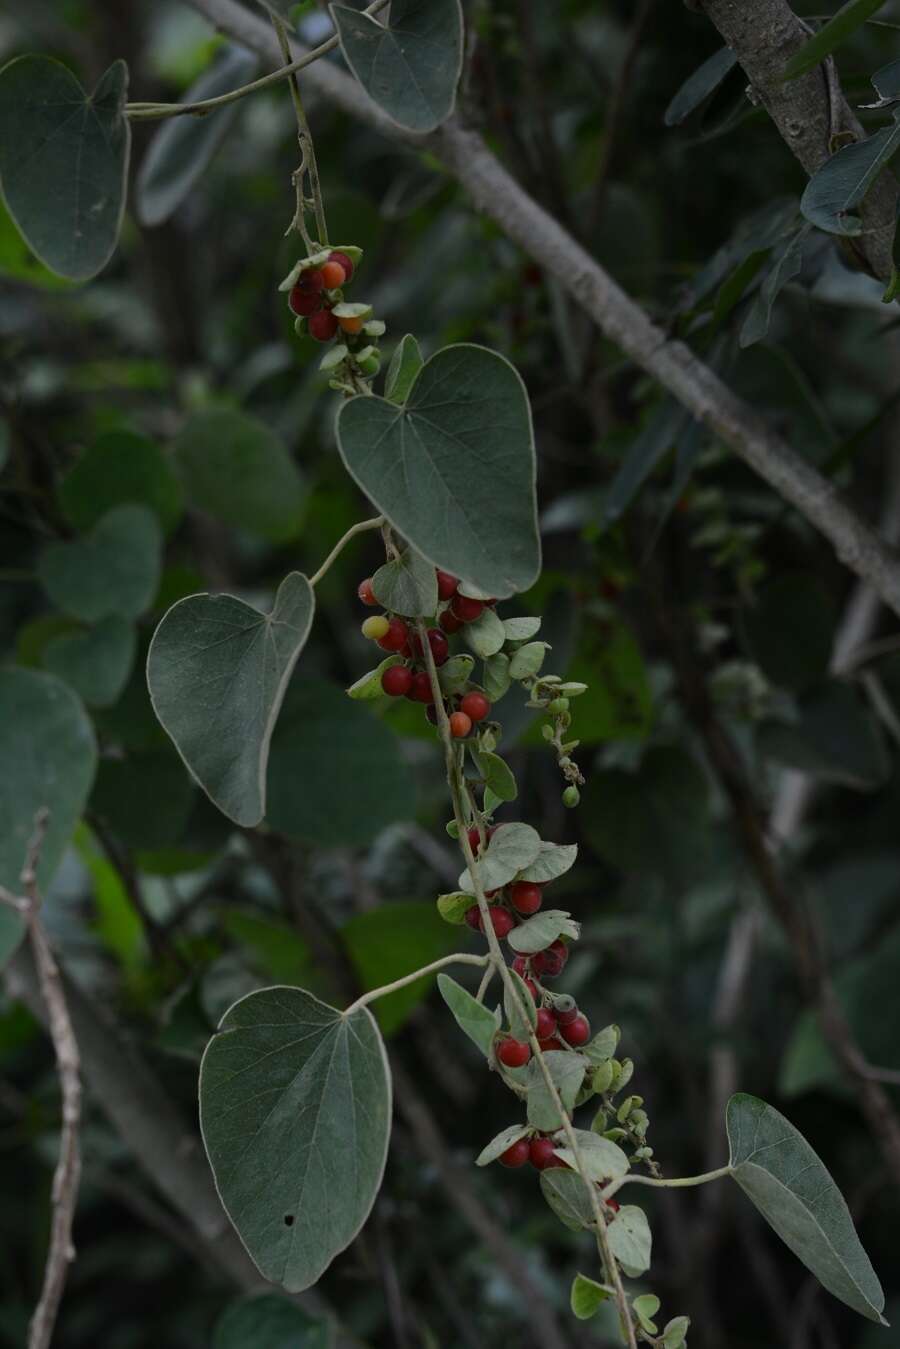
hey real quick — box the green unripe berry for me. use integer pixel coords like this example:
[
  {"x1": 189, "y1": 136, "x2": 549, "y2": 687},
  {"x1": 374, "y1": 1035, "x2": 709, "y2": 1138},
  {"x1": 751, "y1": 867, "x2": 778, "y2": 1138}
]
[
  {"x1": 562, "y1": 785, "x2": 580, "y2": 808},
  {"x1": 445, "y1": 819, "x2": 460, "y2": 839},
  {"x1": 359, "y1": 354, "x2": 380, "y2": 377},
  {"x1": 361, "y1": 614, "x2": 390, "y2": 640},
  {"x1": 548, "y1": 697, "x2": 569, "y2": 714}
]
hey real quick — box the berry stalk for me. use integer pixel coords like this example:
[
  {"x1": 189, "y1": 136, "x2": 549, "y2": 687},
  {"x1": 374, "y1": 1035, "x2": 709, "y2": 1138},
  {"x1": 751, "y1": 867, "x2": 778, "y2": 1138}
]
[{"x1": 414, "y1": 619, "x2": 640, "y2": 1349}]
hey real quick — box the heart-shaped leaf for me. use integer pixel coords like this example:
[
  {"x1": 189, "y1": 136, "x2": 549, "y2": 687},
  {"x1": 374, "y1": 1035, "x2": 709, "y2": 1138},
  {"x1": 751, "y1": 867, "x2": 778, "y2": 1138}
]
[
  {"x1": 59, "y1": 430, "x2": 183, "y2": 534},
  {"x1": 553, "y1": 1129, "x2": 630, "y2": 1182},
  {"x1": 214, "y1": 1294, "x2": 330, "y2": 1349},
  {"x1": 727, "y1": 1093, "x2": 885, "y2": 1322},
  {"x1": 540, "y1": 1169, "x2": 596, "y2": 1231},
  {"x1": 0, "y1": 56, "x2": 130, "y2": 280},
  {"x1": 458, "y1": 821, "x2": 542, "y2": 892},
  {"x1": 200, "y1": 986, "x2": 391, "y2": 1293},
  {"x1": 336, "y1": 344, "x2": 539, "y2": 598},
  {"x1": 38, "y1": 504, "x2": 162, "y2": 622},
  {"x1": 43, "y1": 616, "x2": 136, "y2": 708},
  {"x1": 607, "y1": 1205, "x2": 652, "y2": 1277},
  {"x1": 330, "y1": 0, "x2": 463, "y2": 133},
  {"x1": 136, "y1": 46, "x2": 259, "y2": 227},
  {"x1": 372, "y1": 546, "x2": 438, "y2": 617},
  {"x1": 0, "y1": 669, "x2": 97, "y2": 963},
  {"x1": 147, "y1": 573, "x2": 315, "y2": 826}
]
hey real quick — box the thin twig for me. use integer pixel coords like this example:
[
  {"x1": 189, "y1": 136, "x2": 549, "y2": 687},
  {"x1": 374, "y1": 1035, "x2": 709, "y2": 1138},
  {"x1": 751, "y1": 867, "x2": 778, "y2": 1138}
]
[
  {"x1": 344, "y1": 953, "x2": 489, "y2": 1016},
  {"x1": 0, "y1": 813, "x2": 82, "y2": 1349},
  {"x1": 272, "y1": 14, "x2": 329, "y2": 245},
  {"x1": 310, "y1": 515, "x2": 384, "y2": 586}
]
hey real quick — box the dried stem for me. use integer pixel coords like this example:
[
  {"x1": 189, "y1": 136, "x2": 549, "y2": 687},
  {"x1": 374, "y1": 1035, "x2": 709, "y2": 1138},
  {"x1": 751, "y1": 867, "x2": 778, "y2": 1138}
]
[
  {"x1": 272, "y1": 14, "x2": 328, "y2": 246},
  {"x1": 0, "y1": 812, "x2": 82, "y2": 1349}
]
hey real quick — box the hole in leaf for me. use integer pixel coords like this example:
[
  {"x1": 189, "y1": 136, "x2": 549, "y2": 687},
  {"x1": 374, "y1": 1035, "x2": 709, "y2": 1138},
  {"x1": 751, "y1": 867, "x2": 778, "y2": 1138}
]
[{"x1": 283, "y1": 1214, "x2": 294, "y2": 1227}]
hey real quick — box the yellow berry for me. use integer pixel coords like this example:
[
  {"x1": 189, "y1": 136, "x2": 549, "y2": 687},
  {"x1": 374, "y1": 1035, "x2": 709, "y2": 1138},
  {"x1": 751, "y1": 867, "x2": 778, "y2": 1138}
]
[{"x1": 362, "y1": 614, "x2": 390, "y2": 640}]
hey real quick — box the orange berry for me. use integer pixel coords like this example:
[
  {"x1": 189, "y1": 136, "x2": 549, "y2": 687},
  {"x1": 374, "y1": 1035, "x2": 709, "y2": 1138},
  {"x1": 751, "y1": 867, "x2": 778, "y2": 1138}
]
[
  {"x1": 321, "y1": 260, "x2": 347, "y2": 288},
  {"x1": 449, "y1": 711, "x2": 473, "y2": 738},
  {"x1": 338, "y1": 314, "x2": 365, "y2": 334}
]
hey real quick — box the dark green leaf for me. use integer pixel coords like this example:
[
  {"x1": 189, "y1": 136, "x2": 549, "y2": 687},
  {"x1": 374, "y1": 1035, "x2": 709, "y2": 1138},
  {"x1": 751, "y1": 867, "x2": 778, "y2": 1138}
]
[
  {"x1": 384, "y1": 334, "x2": 423, "y2": 403},
  {"x1": 664, "y1": 47, "x2": 738, "y2": 126},
  {"x1": 38, "y1": 504, "x2": 161, "y2": 622},
  {"x1": 0, "y1": 56, "x2": 130, "y2": 280},
  {"x1": 740, "y1": 225, "x2": 810, "y2": 348},
  {"x1": 606, "y1": 402, "x2": 692, "y2": 521},
  {"x1": 58, "y1": 430, "x2": 183, "y2": 534},
  {"x1": 801, "y1": 112, "x2": 900, "y2": 236},
  {"x1": 525, "y1": 1050, "x2": 587, "y2": 1130},
  {"x1": 342, "y1": 901, "x2": 459, "y2": 1034},
  {"x1": 267, "y1": 679, "x2": 415, "y2": 846},
  {"x1": 741, "y1": 573, "x2": 836, "y2": 691},
  {"x1": 91, "y1": 748, "x2": 194, "y2": 850},
  {"x1": 147, "y1": 573, "x2": 315, "y2": 826},
  {"x1": 758, "y1": 683, "x2": 889, "y2": 789},
  {"x1": 336, "y1": 344, "x2": 539, "y2": 598},
  {"x1": 727, "y1": 1094, "x2": 885, "y2": 1322},
  {"x1": 330, "y1": 0, "x2": 463, "y2": 133},
  {"x1": 200, "y1": 986, "x2": 391, "y2": 1292},
  {"x1": 174, "y1": 408, "x2": 305, "y2": 542},
  {"x1": 372, "y1": 546, "x2": 438, "y2": 617},
  {"x1": 214, "y1": 1294, "x2": 331, "y2": 1349},
  {"x1": 43, "y1": 616, "x2": 136, "y2": 708},
  {"x1": 136, "y1": 46, "x2": 259, "y2": 227},
  {"x1": 785, "y1": 0, "x2": 887, "y2": 81},
  {"x1": 0, "y1": 669, "x2": 97, "y2": 904}
]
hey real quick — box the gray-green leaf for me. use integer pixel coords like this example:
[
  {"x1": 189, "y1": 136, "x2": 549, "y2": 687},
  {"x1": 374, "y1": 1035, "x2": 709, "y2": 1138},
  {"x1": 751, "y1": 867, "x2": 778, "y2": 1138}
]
[
  {"x1": 147, "y1": 573, "x2": 315, "y2": 826},
  {"x1": 507, "y1": 910, "x2": 580, "y2": 955},
  {"x1": 475, "y1": 1123, "x2": 530, "y2": 1167},
  {"x1": 346, "y1": 655, "x2": 403, "y2": 699},
  {"x1": 438, "y1": 973, "x2": 497, "y2": 1057},
  {"x1": 330, "y1": 0, "x2": 463, "y2": 133},
  {"x1": 607, "y1": 1205, "x2": 652, "y2": 1277},
  {"x1": 526, "y1": 1051, "x2": 587, "y2": 1130},
  {"x1": 372, "y1": 546, "x2": 438, "y2": 617},
  {"x1": 385, "y1": 334, "x2": 424, "y2": 403},
  {"x1": 541, "y1": 1169, "x2": 596, "y2": 1232},
  {"x1": 438, "y1": 655, "x2": 475, "y2": 695},
  {"x1": 504, "y1": 968, "x2": 537, "y2": 1039},
  {"x1": 136, "y1": 46, "x2": 259, "y2": 227},
  {"x1": 726, "y1": 1093, "x2": 885, "y2": 1323},
  {"x1": 200, "y1": 986, "x2": 391, "y2": 1292},
  {"x1": 570, "y1": 1273, "x2": 611, "y2": 1319},
  {"x1": 553, "y1": 1129, "x2": 630, "y2": 1182},
  {"x1": 465, "y1": 607, "x2": 506, "y2": 658},
  {"x1": 502, "y1": 616, "x2": 541, "y2": 641},
  {"x1": 508, "y1": 641, "x2": 549, "y2": 679},
  {"x1": 458, "y1": 822, "x2": 542, "y2": 892},
  {"x1": 740, "y1": 225, "x2": 810, "y2": 349},
  {"x1": 664, "y1": 47, "x2": 738, "y2": 126},
  {"x1": 336, "y1": 345, "x2": 539, "y2": 599},
  {"x1": 517, "y1": 841, "x2": 578, "y2": 884},
  {"x1": 214, "y1": 1293, "x2": 330, "y2": 1349},
  {"x1": 477, "y1": 751, "x2": 518, "y2": 803},
  {"x1": 483, "y1": 652, "x2": 512, "y2": 701},
  {"x1": 801, "y1": 111, "x2": 900, "y2": 236},
  {"x1": 0, "y1": 56, "x2": 130, "y2": 280},
  {"x1": 43, "y1": 616, "x2": 136, "y2": 708}
]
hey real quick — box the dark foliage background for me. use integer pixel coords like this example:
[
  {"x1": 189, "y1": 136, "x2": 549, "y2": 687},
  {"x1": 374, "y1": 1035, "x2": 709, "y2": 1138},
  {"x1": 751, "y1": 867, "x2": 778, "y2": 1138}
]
[{"x1": 1, "y1": 2, "x2": 899, "y2": 1346}]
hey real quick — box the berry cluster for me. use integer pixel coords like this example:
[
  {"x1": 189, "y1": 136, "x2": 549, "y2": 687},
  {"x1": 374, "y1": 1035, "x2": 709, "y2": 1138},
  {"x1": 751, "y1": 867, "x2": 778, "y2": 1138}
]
[
  {"x1": 283, "y1": 245, "x2": 384, "y2": 385},
  {"x1": 358, "y1": 568, "x2": 495, "y2": 739}
]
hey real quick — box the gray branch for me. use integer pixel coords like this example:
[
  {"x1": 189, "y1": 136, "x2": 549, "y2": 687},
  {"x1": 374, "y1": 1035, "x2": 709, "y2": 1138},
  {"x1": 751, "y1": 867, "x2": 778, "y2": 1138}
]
[
  {"x1": 700, "y1": 0, "x2": 900, "y2": 281},
  {"x1": 184, "y1": 0, "x2": 900, "y2": 620}
]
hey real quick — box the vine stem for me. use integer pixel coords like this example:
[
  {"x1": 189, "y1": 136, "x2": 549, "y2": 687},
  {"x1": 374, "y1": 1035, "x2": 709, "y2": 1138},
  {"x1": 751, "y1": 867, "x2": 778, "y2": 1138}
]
[
  {"x1": 602, "y1": 1165, "x2": 733, "y2": 1203},
  {"x1": 343, "y1": 953, "x2": 490, "y2": 1017},
  {"x1": 414, "y1": 621, "x2": 638, "y2": 1349},
  {"x1": 125, "y1": 0, "x2": 391, "y2": 121},
  {"x1": 309, "y1": 515, "x2": 384, "y2": 586},
  {"x1": 272, "y1": 14, "x2": 329, "y2": 246}
]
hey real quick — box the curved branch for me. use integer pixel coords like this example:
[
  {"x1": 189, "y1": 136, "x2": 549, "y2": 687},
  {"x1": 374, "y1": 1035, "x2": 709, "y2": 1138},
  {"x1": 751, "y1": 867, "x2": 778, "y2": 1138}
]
[
  {"x1": 184, "y1": 0, "x2": 900, "y2": 621},
  {"x1": 698, "y1": 0, "x2": 899, "y2": 282}
]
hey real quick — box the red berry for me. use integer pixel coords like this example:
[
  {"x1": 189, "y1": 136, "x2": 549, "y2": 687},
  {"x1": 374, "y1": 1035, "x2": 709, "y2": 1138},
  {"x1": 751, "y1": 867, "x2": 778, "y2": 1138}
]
[
  {"x1": 484, "y1": 889, "x2": 500, "y2": 900},
  {"x1": 328, "y1": 250, "x2": 354, "y2": 282},
  {"x1": 308, "y1": 308, "x2": 338, "y2": 341},
  {"x1": 289, "y1": 284, "x2": 323, "y2": 316},
  {"x1": 499, "y1": 1138, "x2": 530, "y2": 1168},
  {"x1": 297, "y1": 268, "x2": 325, "y2": 293},
  {"x1": 532, "y1": 939, "x2": 568, "y2": 979},
  {"x1": 464, "y1": 906, "x2": 482, "y2": 931},
  {"x1": 449, "y1": 711, "x2": 473, "y2": 738},
  {"x1": 406, "y1": 671, "x2": 433, "y2": 703},
  {"x1": 524, "y1": 978, "x2": 539, "y2": 1003},
  {"x1": 381, "y1": 665, "x2": 413, "y2": 697},
  {"x1": 529, "y1": 1136, "x2": 560, "y2": 1171},
  {"x1": 605, "y1": 1197, "x2": 620, "y2": 1213},
  {"x1": 439, "y1": 609, "x2": 463, "y2": 634},
  {"x1": 489, "y1": 908, "x2": 515, "y2": 939},
  {"x1": 537, "y1": 1037, "x2": 559, "y2": 1052},
  {"x1": 511, "y1": 955, "x2": 528, "y2": 977},
  {"x1": 436, "y1": 569, "x2": 459, "y2": 600},
  {"x1": 510, "y1": 881, "x2": 543, "y2": 916},
  {"x1": 451, "y1": 594, "x2": 484, "y2": 623},
  {"x1": 498, "y1": 1037, "x2": 531, "y2": 1069},
  {"x1": 460, "y1": 691, "x2": 491, "y2": 722},
  {"x1": 425, "y1": 702, "x2": 439, "y2": 725},
  {"x1": 535, "y1": 1007, "x2": 557, "y2": 1039},
  {"x1": 556, "y1": 1003, "x2": 580, "y2": 1025},
  {"x1": 560, "y1": 1014, "x2": 590, "y2": 1047},
  {"x1": 467, "y1": 826, "x2": 483, "y2": 853},
  {"x1": 412, "y1": 627, "x2": 449, "y2": 667},
  {"x1": 320, "y1": 259, "x2": 346, "y2": 288},
  {"x1": 357, "y1": 577, "x2": 377, "y2": 606},
  {"x1": 377, "y1": 617, "x2": 410, "y2": 653}
]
